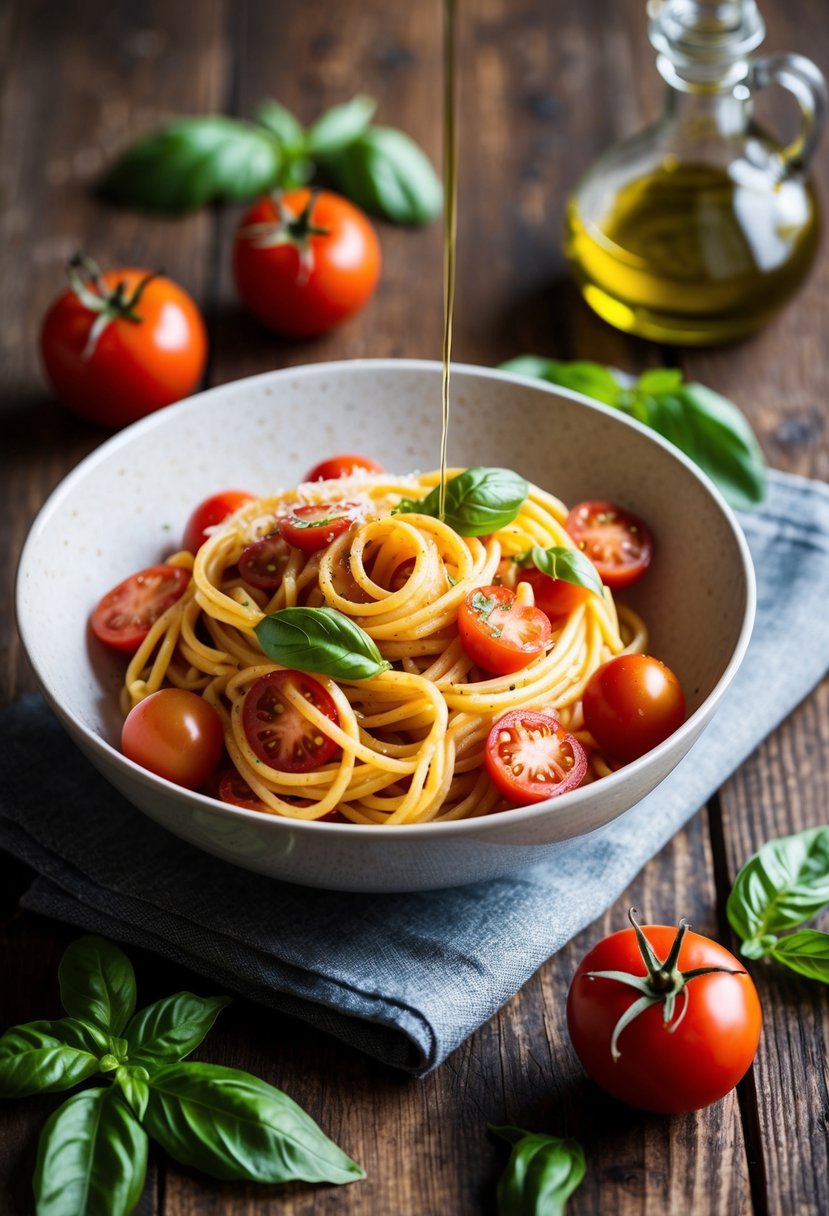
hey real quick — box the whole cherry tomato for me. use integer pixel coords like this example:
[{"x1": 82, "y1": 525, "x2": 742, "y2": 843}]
[
  {"x1": 121, "y1": 689, "x2": 224, "y2": 790},
  {"x1": 232, "y1": 190, "x2": 381, "y2": 337},
  {"x1": 583, "y1": 653, "x2": 686, "y2": 763},
  {"x1": 40, "y1": 255, "x2": 207, "y2": 428},
  {"x1": 567, "y1": 910, "x2": 762, "y2": 1113},
  {"x1": 305, "y1": 454, "x2": 385, "y2": 481},
  {"x1": 182, "y1": 490, "x2": 256, "y2": 554}
]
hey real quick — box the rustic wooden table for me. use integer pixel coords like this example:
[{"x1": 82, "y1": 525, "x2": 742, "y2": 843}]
[{"x1": 2, "y1": 1, "x2": 828, "y2": 1212}]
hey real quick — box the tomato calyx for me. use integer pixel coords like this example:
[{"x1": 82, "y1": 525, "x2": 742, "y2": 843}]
[
  {"x1": 237, "y1": 191, "x2": 330, "y2": 282},
  {"x1": 587, "y1": 908, "x2": 746, "y2": 1061},
  {"x1": 66, "y1": 254, "x2": 159, "y2": 358}
]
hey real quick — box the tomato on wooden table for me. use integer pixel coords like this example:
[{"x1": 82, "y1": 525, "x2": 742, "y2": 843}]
[
  {"x1": 122, "y1": 689, "x2": 224, "y2": 790},
  {"x1": 40, "y1": 256, "x2": 207, "y2": 428},
  {"x1": 232, "y1": 190, "x2": 381, "y2": 337},
  {"x1": 242, "y1": 669, "x2": 340, "y2": 772},
  {"x1": 278, "y1": 502, "x2": 359, "y2": 553},
  {"x1": 515, "y1": 566, "x2": 591, "y2": 620},
  {"x1": 566, "y1": 500, "x2": 653, "y2": 588},
  {"x1": 305, "y1": 454, "x2": 385, "y2": 481},
  {"x1": 90, "y1": 565, "x2": 190, "y2": 654},
  {"x1": 182, "y1": 490, "x2": 256, "y2": 554},
  {"x1": 583, "y1": 653, "x2": 685, "y2": 763},
  {"x1": 457, "y1": 585, "x2": 551, "y2": 675},
  {"x1": 485, "y1": 710, "x2": 587, "y2": 804},
  {"x1": 567, "y1": 911, "x2": 762, "y2": 1113}
]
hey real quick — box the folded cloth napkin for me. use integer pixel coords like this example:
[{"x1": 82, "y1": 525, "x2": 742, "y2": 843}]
[{"x1": 2, "y1": 470, "x2": 828, "y2": 1075}]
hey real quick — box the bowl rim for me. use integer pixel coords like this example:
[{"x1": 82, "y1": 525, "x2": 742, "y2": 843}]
[{"x1": 16, "y1": 357, "x2": 757, "y2": 840}]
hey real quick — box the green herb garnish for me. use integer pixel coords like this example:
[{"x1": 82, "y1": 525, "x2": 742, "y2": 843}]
[
  {"x1": 255, "y1": 606, "x2": 390, "y2": 681},
  {"x1": 514, "y1": 545, "x2": 604, "y2": 597},
  {"x1": 396, "y1": 467, "x2": 529, "y2": 536},
  {"x1": 490, "y1": 1125, "x2": 586, "y2": 1215}
]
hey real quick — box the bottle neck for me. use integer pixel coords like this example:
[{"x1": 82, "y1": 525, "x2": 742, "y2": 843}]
[{"x1": 648, "y1": 0, "x2": 764, "y2": 91}]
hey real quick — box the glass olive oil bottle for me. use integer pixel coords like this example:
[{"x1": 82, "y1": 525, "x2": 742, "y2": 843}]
[{"x1": 565, "y1": 0, "x2": 826, "y2": 345}]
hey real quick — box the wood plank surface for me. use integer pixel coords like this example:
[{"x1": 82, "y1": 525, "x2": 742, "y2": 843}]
[{"x1": 1, "y1": 2, "x2": 828, "y2": 1214}]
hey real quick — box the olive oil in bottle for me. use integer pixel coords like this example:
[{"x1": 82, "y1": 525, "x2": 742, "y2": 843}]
[{"x1": 565, "y1": 0, "x2": 826, "y2": 345}]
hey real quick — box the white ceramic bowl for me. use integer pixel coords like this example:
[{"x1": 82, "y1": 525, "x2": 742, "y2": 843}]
[{"x1": 16, "y1": 360, "x2": 755, "y2": 892}]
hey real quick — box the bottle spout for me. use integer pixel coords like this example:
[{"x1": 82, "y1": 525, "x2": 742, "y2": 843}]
[{"x1": 648, "y1": 0, "x2": 766, "y2": 86}]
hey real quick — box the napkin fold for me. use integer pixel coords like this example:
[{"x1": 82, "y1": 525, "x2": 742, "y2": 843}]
[{"x1": 2, "y1": 470, "x2": 828, "y2": 1075}]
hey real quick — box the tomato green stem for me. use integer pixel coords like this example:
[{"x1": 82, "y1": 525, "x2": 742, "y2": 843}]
[{"x1": 66, "y1": 254, "x2": 159, "y2": 360}]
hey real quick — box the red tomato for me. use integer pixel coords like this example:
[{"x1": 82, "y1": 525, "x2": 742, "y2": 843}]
[
  {"x1": 278, "y1": 502, "x2": 358, "y2": 553},
  {"x1": 515, "y1": 566, "x2": 590, "y2": 620},
  {"x1": 485, "y1": 710, "x2": 587, "y2": 803},
  {"x1": 566, "y1": 500, "x2": 653, "y2": 588},
  {"x1": 567, "y1": 913, "x2": 762, "y2": 1113},
  {"x1": 238, "y1": 535, "x2": 289, "y2": 590},
  {"x1": 242, "y1": 670, "x2": 339, "y2": 772},
  {"x1": 305, "y1": 454, "x2": 385, "y2": 481},
  {"x1": 122, "y1": 689, "x2": 224, "y2": 790},
  {"x1": 182, "y1": 490, "x2": 256, "y2": 554},
  {"x1": 90, "y1": 565, "x2": 190, "y2": 654},
  {"x1": 457, "y1": 586, "x2": 551, "y2": 675},
  {"x1": 40, "y1": 258, "x2": 207, "y2": 428},
  {"x1": 583, "y1": 653, "x2": 686, "y2": 763},
  {"x1": 232, "y1": 190, "x2": 381, "y2": 337}
]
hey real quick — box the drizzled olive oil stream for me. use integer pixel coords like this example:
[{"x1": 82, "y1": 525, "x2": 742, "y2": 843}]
[{"x1": 438, "y1": 0, "x2": 457, "y2": 520}]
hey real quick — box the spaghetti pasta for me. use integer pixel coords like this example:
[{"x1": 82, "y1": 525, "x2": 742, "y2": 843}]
[{"x1": 119, "y1": 469, "x2": 647, "y2": 825}]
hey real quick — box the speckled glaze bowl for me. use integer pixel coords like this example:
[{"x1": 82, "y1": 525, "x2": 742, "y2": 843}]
[{"x1": 15, "y1": 360, "x2": 755, "y2": 891}]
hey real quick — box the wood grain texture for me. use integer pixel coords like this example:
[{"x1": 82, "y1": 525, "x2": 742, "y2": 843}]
[{"x1": 1, "y1": 1, "x2": 827, "y2": 1214}]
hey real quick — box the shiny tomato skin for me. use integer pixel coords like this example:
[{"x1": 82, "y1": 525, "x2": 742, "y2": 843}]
[
  {"x1": 485, "y1": 710, "x2": 587, "y2": 803},
  {"x1": 305, "y1": 454, "x2": 385, "y2": 481},
  {"x1": 90, "y1": 565, "x2": 190, "y2": 654},
  {"x1": 515, "y1": 566, "x2": 590, "y2": 620},
  {"x1": 278, "y1": 502, "x2": 357, "y2": 553},
  {"x1": 182, "y1": 490, "x2": 255, "y2": 554},
  {"x1": 121, "y1": 689, "x2": 224, "y2": 790},
  {"x1": 457, "y1": 585, "x2": 551, "y2": 675},
  {"x1": 566, "y1": 500, "x2": 653, "y2": 589},
  {"x1": 583, "y1": 653, "x2": 686, "y2": 763},
  {"x1": 232, "y1": 191, "x2": 381, "y2": 337},
  {"x1": 567, "y1": 925, "x2": 762, "y2": 1113},
  {"x1": 40, "y1": 269, "x2": 207, "y2": 428},
  {"x1": 242, "y1": 669, "x2": 339, "y2": 772}
]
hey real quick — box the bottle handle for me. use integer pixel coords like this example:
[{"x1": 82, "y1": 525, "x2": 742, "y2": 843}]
[{"x1": 749, "y1": 52, "x2": 828, "y2": 175}]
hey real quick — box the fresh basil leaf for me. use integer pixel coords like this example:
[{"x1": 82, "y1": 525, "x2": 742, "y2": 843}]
[
  {"x1": 320, "y1": 125, "x2": 442, "y2": 224},
  {"x1": 500, "y1": 357, "x2": 623, "y2": 408},
  {"x1": 58, "y1": 935, "x2": 136, "y2": 1036},
  {"x1": 34, "y1": 1087, "x2": 147, "y2": 1216},
  {"x1": 116, "y1": 1065, "x2": 151, "y2": 1121},
  {"x1": 727, "y1": 827, "x2": 829, "y2": 954},
  {"x1": 630, "y1": 382, "x2": 766, "y2": 510},
  {"x1": 125, "y1": 992, "x2": 230, "y2": 1067},
  {"x1": 255, "y1": 98, "x2": 306, "y2": 151},
  {"x1": 404, "y1": 467, "x2": 528, "y2": 536},
  {"x1": 144, "y1": 1062, "x2": 364, "y2": 1184},
  {"x1": 255, "y1": 606, "x2": 389, "y2": 681},
  {"x1": 491, "y1": 1125, "x2": 586, "y2": 1216},
  {"x1": 306, "y1": 95, "x2": 376, "y2": 156},
  {"x1": 516, "y1": 545, "x2": 603, "y2": 596},
  {"x1": 0, "y1": 1022, "x2": 99, "y2": 1097},
  {"x1": 635, "y1": 368, "x2": 684, "y2": 395},
  {"x1": 99, "y1": 117, "x2": 283, "y2": 214},
  {"x1": 769, "y1": 930, "x2": 829, "y2": 983}
]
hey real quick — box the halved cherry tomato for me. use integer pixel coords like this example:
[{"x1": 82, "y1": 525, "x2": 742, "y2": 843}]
[
  {"x1": 238, "y1": 534, "x2": 289, "y2": 590},
  {"x1": 515, "y1": 566, "x2": 590, "y2": 620},
  {"x1": 457, "y1": 585, "x2": 551, "y2": 675},
  {"x1": 242, "y1": 669, "x2": 339, "y2": 772},
  {"x1": 182, "y1": 490, "x2": 255, "y2": 554},
  {"x1": 305, "y1": 454, "x2": 385, "y2": 481},
  {"x1": 566, "y1": 500, "x2": 653, "y2": 589},
  {"x1": 122, "y1": 689, "x2": 224, "y2": 790},
  {"x1": 485, "y1": 710, "x2": 587, "y2": 803},
  {"x1": 91, "y1": 565, "x2": 190, "y2": 654},
  {"x1": 583, "y1": 653, "x2": 685, "y2": 763},
  {"x1": 215, "y1": 768, "x2": 315, "y2": 812},
  {"x1": 278, "y1": 502, "x2": 358, "y2": 553}
]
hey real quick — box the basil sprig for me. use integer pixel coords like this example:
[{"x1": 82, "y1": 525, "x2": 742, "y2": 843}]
[
  {"x1": 491, "y1": 1125, "x2": 586, "y2": 1215},
  {"x1": 0, "y1": 936, "x2": 364, "y2": 1216},
  {"x1": 727, "y1": 827, "x2": 829, "y2": 982},
  {"x1": 396, "y1": 467, "x2": 529, "y2": 536},
  {"x1": 514, "y1": 545, "x2": 603, "y2": 597},
  {"x1": 499, "y1": 357, "x2": 766, "y2": 511},
  {"x1": 99, "y1": 94, "x2": 441, "y2": 225},
  {"x1": 255, "y1": 606, "x2": 390, "y2": 680}
]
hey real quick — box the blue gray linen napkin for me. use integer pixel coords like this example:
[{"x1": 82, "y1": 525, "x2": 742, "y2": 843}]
[{"x1": 2, "y1": 470, "x2": 828, "y2": 1075}]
